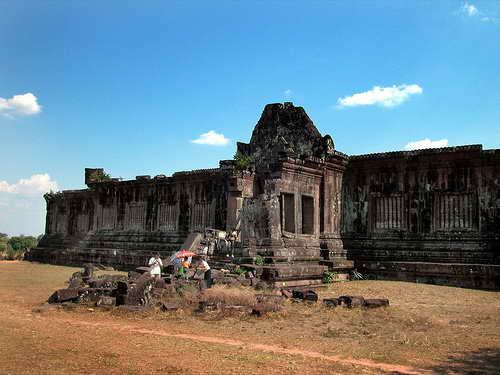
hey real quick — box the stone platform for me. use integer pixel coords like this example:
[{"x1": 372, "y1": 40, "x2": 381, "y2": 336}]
[{"x1": 357, "y1": 261, "x2": 500, "y2": 290}]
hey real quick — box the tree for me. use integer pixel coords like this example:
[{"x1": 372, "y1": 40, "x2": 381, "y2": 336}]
[
  {"x1": 8, "y1": 235, "x2": 38, "y2": 252},
  {"x1": 0, "y1": 234, "x2": 8, "y2": 252}
]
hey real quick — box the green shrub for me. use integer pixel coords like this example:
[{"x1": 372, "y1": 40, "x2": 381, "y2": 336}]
[
  {"x1": 4, "y1": 247, "x2": 24, "y2": 260},
  {"x1": 233, "y1": 151, "x2": 253, "y2": 171},
  {"x1": 322, "y1": 270, "x2": 338, "y2": 284},
  {"x1": 234, "y1": 266, "x2": 248, "y2": 275},
  {"x1": 88, "y1": 170, "x2": 111, "y2": 182},
  {"x1": 8, "y1": 235, "x2": 37, "y2": 252},
  {"x1": 254, "y1": 255, "x2": 264, "y2": 266}
]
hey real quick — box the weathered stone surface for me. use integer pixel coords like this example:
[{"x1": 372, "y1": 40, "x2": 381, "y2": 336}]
[
  {"x1": 196, "y1": 301, "x2": 219, "y2": 313},
  {"x1": 292, "y1": 289, "x2": 318, "y2": 302},
  {"x1": 251, "y1": 301, "x2": 281, "y2": 317},
  {"x1": 78, "y1": 288, "x2": 113, "y2": 304},
  {"x1": 245, "y1": 102, "x2": 331, "y2": 166},
  {"x1": 68, "y1": 277, "x2": 84, "y2": 289},
  {"x1": 338, "y1": 295, "x2": 365, "y2": 308},
  {"x1": 323, "y1": 298, "x2": 339, "y2": 308},
  {"x1": 48, "y1": 288, "x2": 81, "y2": 304},
  {"x1": 343, "y1": 146, "x2": 500, "y2": 289},
  {"x1": 116, "y1": 273, "x2": 155, "y2": 306},
  {"x1": 96, "y1": 296, "x2": 116, "y2": 307},
  {"x1": 363, "y1": 298, "x2": 389, "y2": 308},
  {"x1": 30, "y1": 103, "x2": 500, "y2": 289},
  {"x1": 160, "y1": 301, "x2": 179, "y2": 312}
]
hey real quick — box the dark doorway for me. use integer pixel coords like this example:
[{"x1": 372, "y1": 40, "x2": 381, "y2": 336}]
[{"x1": 302, "y1": 195, "x2": 314, "y2": 235}]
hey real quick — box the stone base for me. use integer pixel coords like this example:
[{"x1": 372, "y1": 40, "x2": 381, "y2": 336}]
[
  {"x1": 30, "y1": 231, "x2": 184, "y2": 270},
  {"x1": 356, "y1": 261, "x2": 500, "y2": 290},
  {"x1": 272, "y1": 278, "x2": 325, "y2": 288}
]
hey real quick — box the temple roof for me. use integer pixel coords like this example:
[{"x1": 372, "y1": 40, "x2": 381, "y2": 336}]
[{"x1": 239, "y1": 102, "x2": 335, "y2": 165}]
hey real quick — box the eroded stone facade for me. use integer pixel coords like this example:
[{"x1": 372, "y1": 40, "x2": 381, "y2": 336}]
[
  {"x1": 31, "y1": 103, "x2": 500, "y2": 289},
  {"x1": 343, "y1": 145, "x2": 500, "y2": 288}
]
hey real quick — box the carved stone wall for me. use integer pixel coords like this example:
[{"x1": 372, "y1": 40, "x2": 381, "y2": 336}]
[
  {"x1": 33, "y1": 170, "x2": 230, "y2": 269},
  {"x1": 342, "y1": 145, "x2": 500, "y2": 289},
  {"x1": 30, "y1": 103, "x2": 500, "y2": 289}
]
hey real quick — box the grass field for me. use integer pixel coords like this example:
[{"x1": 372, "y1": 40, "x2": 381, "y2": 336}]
[{"x1": 0, "y1": 261, "x2": 499, "y2": 374}]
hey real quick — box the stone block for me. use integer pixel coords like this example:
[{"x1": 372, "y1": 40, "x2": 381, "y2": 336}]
[
  {"x1": 363, "y1": 298, "x2": 389, "y2": 308},
  {"x1": 161, "y1": 301, "x2": 179, "y2": 312},
  {"x1": 338, "y1": 295, "x2": 365, "y2": 308},
  {"x1": 323, "y1": 298, "x2": 339, "y2": 308},
  {"x1": 292, "y1": 289, "x2": 318, "y2": 302},
  {"x1": 96, "y1": 296, "x2": 116, "y2": 307},
  {"x1": 48, "y1": 288, "x2": 81, "y2": 304}
]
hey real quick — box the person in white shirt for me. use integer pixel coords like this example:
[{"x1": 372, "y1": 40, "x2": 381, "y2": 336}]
[
  {"x1": 198, "y1": 256, "x2": 212, "y2": 288},
  {"x1": 148, "y1": 253, "x2": 163, "y2": 278}
]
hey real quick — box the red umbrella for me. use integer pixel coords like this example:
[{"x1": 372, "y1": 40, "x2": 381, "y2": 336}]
[{"x1": 175, "y1": 250, "x2": 197, "y2": 258}]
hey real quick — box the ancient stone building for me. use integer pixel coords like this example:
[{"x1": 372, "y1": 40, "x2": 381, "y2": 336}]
[
  {"x1": 343, "y1": 145, "x2": 500, "y2": 289},
  {"x1": 31, "y1": 103, "x2": 500, "y2": 289}
]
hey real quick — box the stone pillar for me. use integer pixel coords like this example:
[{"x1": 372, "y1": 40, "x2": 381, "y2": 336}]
[
  {"x1": 225, "y1": 174, "x2": 254, "y2": 232},
  {"x1": 320, "y1": 155, "x2": 348, "y2": 263},
  {"x1": 226, "y1": 193, "x2": 242, "y2": 232}
]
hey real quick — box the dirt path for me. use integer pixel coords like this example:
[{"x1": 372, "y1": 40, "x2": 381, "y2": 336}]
[{"x1": 53, "y1": 316, "x2": 431, "y2": 375}]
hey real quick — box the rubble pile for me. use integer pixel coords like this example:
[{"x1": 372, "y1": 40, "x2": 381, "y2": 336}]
[
  {"x1": 47, "y1": 264, "x2": 389, "y2": 316},
  {"x1": 48, "y1": 264, "x2": 147, "y2": 307},
  {"x1": 47, "y1": 263, "x2": 279, "y2": 316}
]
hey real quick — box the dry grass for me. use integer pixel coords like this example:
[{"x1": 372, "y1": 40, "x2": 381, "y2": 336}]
[
  {"x1": 202, "y1": 284, "x2": 257, "y2": 307},
  {"x1": 0, "y1": 261, "x2": 499, "y2": 374}
]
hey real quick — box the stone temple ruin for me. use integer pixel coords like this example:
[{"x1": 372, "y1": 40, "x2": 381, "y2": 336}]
[{"x1": 31, "y1": 103, "x2": 500, "y2": 289}]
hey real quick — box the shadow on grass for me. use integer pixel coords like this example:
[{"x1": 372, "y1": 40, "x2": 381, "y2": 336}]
[{"x1": 430, "y1": 348, "x2": 500, "y2": 374}]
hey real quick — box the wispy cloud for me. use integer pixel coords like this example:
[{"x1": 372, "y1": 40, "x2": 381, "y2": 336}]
[
  {"x1": 0, "y1": 93, "x2": 42, "y2": 118},
  {"x1": 458, "y1": 2, "x2": 496, "y2": 22},
  {"x1": 284, "y1": 89, "x2": 293, "y2": 99},
  {"x1": 404, "y1": 139, "x2": 449, "y2": 151},
  {"x1": 190, "y1": 130, "x2": 230, "y2": 146},
  {"x1": 0, "y1": 174, "x2": 58, "y2": 196},
  {"x1": 337, "y1": 84, "x2": 423, "y2": 108},
  {"x1": 461, "y1": 2, "x2": 478, "y2": 17}
]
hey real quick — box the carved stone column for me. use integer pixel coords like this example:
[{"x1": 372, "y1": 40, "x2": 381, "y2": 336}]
[{"x1": 320, "y1": 154, "x2": 349, "y2": 264}]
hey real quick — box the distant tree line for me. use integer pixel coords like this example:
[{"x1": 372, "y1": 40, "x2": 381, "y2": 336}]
[{"x1": 0, "y1": 233, "x2": 41, "y2": 260}]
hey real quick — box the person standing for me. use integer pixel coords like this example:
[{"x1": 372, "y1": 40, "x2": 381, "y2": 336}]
[
  {"x1": 172, "y1": 256, "x2": 182, "y2": 277},
  {"x1": 148, "y1": 253, "x2": 163, "y2": 278},
  {"x1": 182, "y1": 257, "x2": 191, "y2": 279},
  {"x1": 198, "y1": 256, "x2": 212, "y2": 288}
]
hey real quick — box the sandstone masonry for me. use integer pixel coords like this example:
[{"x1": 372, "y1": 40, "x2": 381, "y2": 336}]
[{"x1": 31, "y1": 103, "x2": 500, "y2": 289}]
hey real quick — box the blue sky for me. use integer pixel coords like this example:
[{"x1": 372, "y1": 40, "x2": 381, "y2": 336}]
[{"x1": 1, "y1": 1, "x2": 499, "y2": 235}]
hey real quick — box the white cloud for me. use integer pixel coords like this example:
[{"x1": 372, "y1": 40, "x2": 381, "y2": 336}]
[
  {"x1": 337, "y1": 84, "x2": 423, "y2": 108},
  {"x1": 0, "y1": 174, "x2": 58, "y2": 196},
  {"x1": 404, "y1": 139, "x2": 449, "y2": 151},
  {"x1": 0, "y1": 174, "x2": 58, "y2": 235},
  {"x1": 458, "y1": 2, "x2": 496, "y2": 22},
  {"x1": 461, "y1": 2, "x2": 478, "y2": 17},
  {"x1": 0, "y1": 93, "x2": 42, "y2": 117},
  {"x1": 190, "y1": 130, "x2": 230, "y2": 146},
  {"x1": 284, "y1": 89, "x2": 293, "y2": 99}
]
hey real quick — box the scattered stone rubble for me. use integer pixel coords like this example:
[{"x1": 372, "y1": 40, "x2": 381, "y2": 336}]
[{"x1": 47, "y1": 264, "x2": 390, "y2": 317}]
